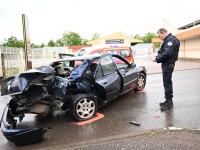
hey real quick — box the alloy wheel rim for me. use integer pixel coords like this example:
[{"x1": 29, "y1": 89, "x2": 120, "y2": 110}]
[
  {"x1": 76, "y1": 98, "x2": 95, "y2": 119},
  {"x1": 138, "y1": 75, "x2": 145, "y2": 89}
]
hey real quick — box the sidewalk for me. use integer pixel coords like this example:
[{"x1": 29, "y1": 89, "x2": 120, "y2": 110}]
[{"x1": 44, "y1": 128, "x2": 200, "y2": 150}]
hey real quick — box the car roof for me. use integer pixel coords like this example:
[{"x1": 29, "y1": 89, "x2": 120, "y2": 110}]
[
  {"x1": 52, "y1": 53, "x2": 105, "y2": 63},
  {"x1": 50, "y1": 53, "x2": 131, "y2": 66}
]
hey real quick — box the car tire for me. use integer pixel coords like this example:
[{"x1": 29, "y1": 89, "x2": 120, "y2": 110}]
[
  {"x1": 134, "y1": 73, "x2": 146, "y2": 91},
  {"x1": 69, "y1": 94, "x2": 98, "y2": 121}
]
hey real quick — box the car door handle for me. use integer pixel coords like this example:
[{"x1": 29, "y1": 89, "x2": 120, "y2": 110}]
[{"x1": 102, "y1": 81, "x2": 107, "y2": 84}]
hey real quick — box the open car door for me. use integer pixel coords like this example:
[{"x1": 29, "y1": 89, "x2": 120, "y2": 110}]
[{"x1": 94, "y1": 55, "x2": 122, "y2": 102}]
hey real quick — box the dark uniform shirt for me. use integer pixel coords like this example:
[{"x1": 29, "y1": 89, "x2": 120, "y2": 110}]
[{"x1": 156, "y1": 33, "x2": 180, "y2": 64}]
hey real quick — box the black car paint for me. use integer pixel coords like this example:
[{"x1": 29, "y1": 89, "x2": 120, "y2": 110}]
[
  {"x1": 1, "y1": 66, "x2": 54, "y2": 96},
  {"x1": 0, "y1": 53, "x2": 146, "y2": 146},
  {"x1": 1, "y1": 104, "x2": 47, "y2": 146}
]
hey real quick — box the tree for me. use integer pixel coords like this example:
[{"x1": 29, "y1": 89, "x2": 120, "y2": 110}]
[
  {"x1": 133, "y1": 34, "x2": 142, "y2": 40},
  {"x1": 56, "y1": 39, "x2": 64, "y2": 46},
  {"x1": 82, "y1": 38, "x2": 89, "y2": 45},
  {"x1": 61, "y1": 31, "x2": 82, "y2": 46},
  {"x1": 31, "y1": 43, "x2": 38, "y2": 48},
  {"x1": 47, "y1": 40, "x2": 55, "y2": 47},
  {"x1": 40, "y1": 43, "x2": 45, "y2": 48},
  {"x1": 4, "y1": 36, "x2": 24, "y2": 48},
  {"x1": 141, "y1": 32, "x2": 157, "y2": 43},
  {"x1": 91, "y1": 32, "x2": 100, "y2": 40}
]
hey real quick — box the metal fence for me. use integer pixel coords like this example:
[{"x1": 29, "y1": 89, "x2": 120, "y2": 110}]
[
  {"x1": 0, "y1": 46, "x2": 69, "y2": 78},
  {"x1": 0, "y1": 46, "x2": 25, "y2": 78},
  {"x1": 31, "y1": 47, "x2": 65, "y2": 68}
]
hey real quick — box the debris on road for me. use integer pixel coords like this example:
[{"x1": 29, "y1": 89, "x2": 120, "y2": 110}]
[{"x1": 130, "y1": 121, "x2": 140, "y2": 126}]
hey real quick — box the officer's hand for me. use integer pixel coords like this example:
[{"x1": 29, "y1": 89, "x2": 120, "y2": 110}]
[
  {"x1": 158, "y1": 50, "x2": 162, "y2": 54},
  {"x1": 151, "y1": 56, "x2": 156, "y2": 62}
]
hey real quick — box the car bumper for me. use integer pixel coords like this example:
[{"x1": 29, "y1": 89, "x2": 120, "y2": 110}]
[{"x1": 1, "y1": 104, "x2": 47, "y2": 146}]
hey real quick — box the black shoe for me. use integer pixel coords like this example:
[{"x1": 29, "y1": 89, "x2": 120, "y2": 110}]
[
  {"x1": 159, "y1": 101, "x2": 167, "y2": 106},
  {"x1": 160, "y1": 99, "x2": 173, "y2": 111},
  {"x1": 160, "y1": 100, "x2": 174, "y2": 107}
]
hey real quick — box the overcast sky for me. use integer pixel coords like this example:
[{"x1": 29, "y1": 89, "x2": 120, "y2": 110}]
[{"x1": 0, "y1": 0, "x2": 199, "y2": 45}]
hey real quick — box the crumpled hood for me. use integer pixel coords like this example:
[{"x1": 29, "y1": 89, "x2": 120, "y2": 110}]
[
  {"x1": 1, "y1": 66, "x2": 54, "y2": 96},
  {"x1": 1, "y1": 59, "x2": 90, "y2": 97}
]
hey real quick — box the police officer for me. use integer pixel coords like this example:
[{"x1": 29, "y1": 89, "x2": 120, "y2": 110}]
[{"x1": 152, "y1": 28, "x2": 180, "y2": 111}]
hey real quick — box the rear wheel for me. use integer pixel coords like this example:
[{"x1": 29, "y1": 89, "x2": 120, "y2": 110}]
[
  {"x1": 69, "y1": 94, "x2": 98, "y2": 121},
  {"x1": 134, "y1": 73, "x2": 146, "y2": 91}
]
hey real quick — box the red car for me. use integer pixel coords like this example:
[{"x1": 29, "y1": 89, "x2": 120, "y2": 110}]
[
  {"x1": 104, "y1": 46, "x2": 134, "y2": 63},
  {"x1": 78, "y1": 46, "x2": 134, "y2": 64}
]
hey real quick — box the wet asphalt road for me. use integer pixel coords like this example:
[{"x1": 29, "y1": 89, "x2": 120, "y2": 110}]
[{"x1": 0, "y1": 66, "x2": 200, "y2": 149}]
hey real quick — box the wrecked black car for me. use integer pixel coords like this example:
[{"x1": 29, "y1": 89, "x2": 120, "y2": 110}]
[{"x1": 0, "y1": 53, "x2": 147, "y2": 146}]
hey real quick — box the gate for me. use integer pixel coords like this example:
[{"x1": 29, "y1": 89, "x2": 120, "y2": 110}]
[{"x1": 0, "y1": 46, "x2": 25, "y2": 80}]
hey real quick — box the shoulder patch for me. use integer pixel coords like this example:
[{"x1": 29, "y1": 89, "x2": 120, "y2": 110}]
[{"x1": 168, "y1": 42, "x2": 172, "y2": 46}]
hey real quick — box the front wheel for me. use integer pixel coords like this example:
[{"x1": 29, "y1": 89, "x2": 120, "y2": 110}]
[
  {"x1": 69, "y1": 94, "x2": 98, "y2": 121},
  {"x1": 134, "y1": 73, "x2": 146, "y2": 91}
]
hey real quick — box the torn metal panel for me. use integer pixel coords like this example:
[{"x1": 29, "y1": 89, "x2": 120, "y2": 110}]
[
  {"x1": 47, "y1": 76, "x2": 69, "y2": 100},
  {"x1": 1, "y1": 66, "x2": 54, "y2": 96},
  {"x1": 15, "y1": 85, "x2": 49, "y2": 106}
]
